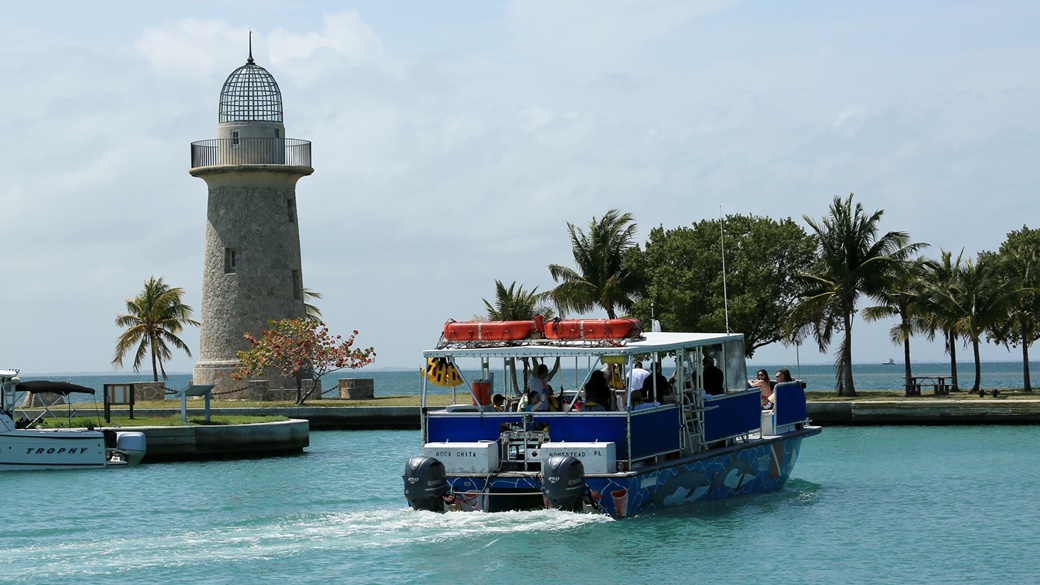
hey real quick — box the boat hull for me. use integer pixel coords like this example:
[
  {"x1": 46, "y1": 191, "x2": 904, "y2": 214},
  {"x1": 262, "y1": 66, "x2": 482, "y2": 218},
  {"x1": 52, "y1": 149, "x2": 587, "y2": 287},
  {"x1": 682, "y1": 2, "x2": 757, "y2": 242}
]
[
  {"x1": 439, "y1": 429, "x2": 817, "y2": 518},
  {"x1": 0, "y1": 430, "x2": 109, "y2": 470}
]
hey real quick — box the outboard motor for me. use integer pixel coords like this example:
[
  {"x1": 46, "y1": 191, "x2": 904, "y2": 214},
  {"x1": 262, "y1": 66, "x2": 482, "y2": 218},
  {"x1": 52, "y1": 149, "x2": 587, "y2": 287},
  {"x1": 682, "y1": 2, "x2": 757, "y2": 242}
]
[
  {"x1": 403, "y1": 456, "x2": 448, "y2": 512},
  {"x1": 116, "y1": 431, "x2": 147, "y2": 465},
  {"x1": 540, "y1": 455, "x2": 586, "y2": 512}
]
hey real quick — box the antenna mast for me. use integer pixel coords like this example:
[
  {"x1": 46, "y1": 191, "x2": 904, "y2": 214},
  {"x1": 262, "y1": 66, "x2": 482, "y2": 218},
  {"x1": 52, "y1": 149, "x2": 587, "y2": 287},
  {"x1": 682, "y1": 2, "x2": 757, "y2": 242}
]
[{"x1": 720, "y1": 206, "x2": 730, "y2": 332}]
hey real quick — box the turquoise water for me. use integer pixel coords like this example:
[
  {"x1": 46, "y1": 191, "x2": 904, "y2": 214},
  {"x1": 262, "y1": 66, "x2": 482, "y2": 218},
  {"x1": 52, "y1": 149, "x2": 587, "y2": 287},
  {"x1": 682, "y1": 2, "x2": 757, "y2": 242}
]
[{"x1": 3, "y1": 426, "x2": 1037, "y2": 584}]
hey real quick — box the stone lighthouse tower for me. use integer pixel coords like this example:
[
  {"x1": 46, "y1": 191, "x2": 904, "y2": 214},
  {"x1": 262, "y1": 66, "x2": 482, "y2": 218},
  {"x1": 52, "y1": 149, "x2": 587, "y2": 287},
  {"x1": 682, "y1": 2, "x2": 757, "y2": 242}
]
[{"x1": 189, "y1": 45, "x2": 312, "y2": 390}]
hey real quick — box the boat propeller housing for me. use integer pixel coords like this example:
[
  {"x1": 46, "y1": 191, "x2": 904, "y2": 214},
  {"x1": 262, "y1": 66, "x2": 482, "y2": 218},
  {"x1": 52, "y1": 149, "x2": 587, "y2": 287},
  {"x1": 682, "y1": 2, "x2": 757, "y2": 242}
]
[
  {"x1": 403, "y1": 456, "x2": 448, "y2": 512},
  {"x1": 540, "y1": 455, "x2": 587, "y2": 512}
]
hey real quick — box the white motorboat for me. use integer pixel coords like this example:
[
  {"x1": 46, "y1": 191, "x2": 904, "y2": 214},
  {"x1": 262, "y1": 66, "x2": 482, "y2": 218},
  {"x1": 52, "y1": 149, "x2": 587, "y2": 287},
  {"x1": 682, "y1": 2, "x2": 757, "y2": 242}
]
[{"x1": 1, "y1": 370, "x2": 145, "y2": 470}]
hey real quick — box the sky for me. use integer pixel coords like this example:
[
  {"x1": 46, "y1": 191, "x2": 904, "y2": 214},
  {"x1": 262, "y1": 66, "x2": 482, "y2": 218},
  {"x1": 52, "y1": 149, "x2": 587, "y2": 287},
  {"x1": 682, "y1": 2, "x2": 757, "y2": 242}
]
[{"x1": 1, "y1": 1, "x2": 1038, "y2": 376}]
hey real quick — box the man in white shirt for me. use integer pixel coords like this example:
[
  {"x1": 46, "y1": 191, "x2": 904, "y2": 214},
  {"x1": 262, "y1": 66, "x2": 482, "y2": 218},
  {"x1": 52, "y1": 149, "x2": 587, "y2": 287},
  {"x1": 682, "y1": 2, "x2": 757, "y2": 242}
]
[{"x1": 626, "y1": 362, "x2": 650, "y2": 406}]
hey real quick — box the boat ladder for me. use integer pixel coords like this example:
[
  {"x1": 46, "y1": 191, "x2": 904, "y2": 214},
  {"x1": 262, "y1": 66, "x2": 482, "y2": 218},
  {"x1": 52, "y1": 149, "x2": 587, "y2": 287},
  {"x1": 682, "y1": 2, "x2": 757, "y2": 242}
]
[{"x1": 683, "y1": 393, "x2": 706, "y2": 453}]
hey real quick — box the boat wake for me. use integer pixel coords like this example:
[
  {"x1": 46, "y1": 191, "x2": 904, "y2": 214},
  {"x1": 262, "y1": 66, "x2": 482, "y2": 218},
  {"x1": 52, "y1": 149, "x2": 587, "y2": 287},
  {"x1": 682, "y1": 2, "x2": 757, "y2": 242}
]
[
  {"x1": 5, "y1": 506, "x2": 610, "y2": 582},
  {"x1": 319, "y1": 507, "x2": 613, "y2": 547}
]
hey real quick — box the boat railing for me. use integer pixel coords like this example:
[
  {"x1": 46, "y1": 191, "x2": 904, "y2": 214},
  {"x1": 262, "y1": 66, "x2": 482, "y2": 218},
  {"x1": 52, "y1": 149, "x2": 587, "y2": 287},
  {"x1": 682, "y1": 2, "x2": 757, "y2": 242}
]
[
  {"x1": 762, "y1": 382, "x2": 809, "y2": 435},
  {"x1": 702, "y1": 390, "x2": 762, "y2": 443},
  {"x1": 425, "y1": 404, "x2": 684, "y2": 468}
]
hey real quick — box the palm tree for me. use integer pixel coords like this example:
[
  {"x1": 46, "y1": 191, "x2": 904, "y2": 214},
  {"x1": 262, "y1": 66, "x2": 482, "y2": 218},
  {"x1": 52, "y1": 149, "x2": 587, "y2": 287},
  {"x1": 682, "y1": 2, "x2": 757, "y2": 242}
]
[
  {"x1": 481, "y1": 280, "x2": 555, "y2": 396},
  {"x1": 948, "y1": 254, "x2": 1022, "y2": 393},
  {"x1": 304, "y1": 288, "x2": 322, "y2": 323},
  {"x1": 863, "y1": 256, "x2": 930, "y2": 395},
  {"x1": 918, "y1": 250, "x2": 966, "y2": 391},
  {"x1": 481, "y1": 280, "x2": 554, "y2": 321},
  {"x1": 793, "y1": 194, "x2": 925, "y2": 396},
  {"x1": 992, "y1": 227, "x2": 1040, "y2": 392},
  {"x1": 113, "y1": 277, "x2": 199, "y2": 382},
  {"x1": 548, "y1": 209, "x2": 640, "y2": 319}
]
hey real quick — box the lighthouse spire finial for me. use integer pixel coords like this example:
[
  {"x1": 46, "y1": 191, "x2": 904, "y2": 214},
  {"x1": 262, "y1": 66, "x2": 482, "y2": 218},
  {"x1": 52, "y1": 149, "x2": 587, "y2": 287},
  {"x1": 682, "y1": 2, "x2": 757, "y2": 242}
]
[{"x1": 248, "y1": 31, "x2": 254, "y2": 64}]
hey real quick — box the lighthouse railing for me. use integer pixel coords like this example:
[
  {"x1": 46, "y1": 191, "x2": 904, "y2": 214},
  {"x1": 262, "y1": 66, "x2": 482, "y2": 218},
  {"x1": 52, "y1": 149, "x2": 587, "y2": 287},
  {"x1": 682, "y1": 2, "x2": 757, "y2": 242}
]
[{"x1": 190, "y1": 138, "x2": 311, "y2": 168}]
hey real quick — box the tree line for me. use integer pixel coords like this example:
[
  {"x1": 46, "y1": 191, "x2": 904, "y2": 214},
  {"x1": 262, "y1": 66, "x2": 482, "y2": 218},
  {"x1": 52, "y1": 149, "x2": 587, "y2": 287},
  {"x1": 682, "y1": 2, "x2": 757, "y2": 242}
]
[{"x1": 484, "y1": 196, "x2": 1040, "y2": 397}]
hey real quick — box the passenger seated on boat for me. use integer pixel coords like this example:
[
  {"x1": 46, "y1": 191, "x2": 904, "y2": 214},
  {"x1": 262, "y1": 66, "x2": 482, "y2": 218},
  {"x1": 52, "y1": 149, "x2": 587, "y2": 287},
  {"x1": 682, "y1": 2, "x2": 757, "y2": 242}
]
[
  {"x1": 629, "y1": 390, "x2": 660, "y2": 411},
  {"x1": 492, "y1": 394, "x2": 506, "y2": 412},
  {"x1": 702, "y1": 356, "x2": 725, "y2": 395},
  {"x1": 640, "y1": 363, "x2": 671, "y2": 403},
  {"x1": 517, "y1": 391, "x2": 530, "y2": 411},
  {"x1": 525, "y1": 390, "x2": 547, "y2": 412},
  {"x1": 582, "y1": 370, "x2": 612, "y2": 412},
  {"x1": 749, "y1": 369, "x2": 773, "y2": 407},
  {"x1": 763, "y1": 368, "x2": 793, "y2": 408},
  {"x1": 546, "y1": 387, "x2": 563, "y2": 411}
]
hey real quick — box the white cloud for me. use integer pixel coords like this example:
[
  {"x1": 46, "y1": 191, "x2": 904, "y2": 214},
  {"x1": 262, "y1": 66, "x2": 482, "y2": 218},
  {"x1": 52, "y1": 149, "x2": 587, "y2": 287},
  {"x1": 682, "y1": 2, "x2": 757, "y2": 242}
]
[
  {"x1": 834, "y1": 105, "x2": 867, "y2": 135},
  {"x1": 134, "y1": 19, "x2": 249, "y2": 81},
  {"x1": 507, "y1": 0, "x2": 735, "y2": 63},
  {"x1": 268, "y1": 11, "x2": 403, "y2": 85}
]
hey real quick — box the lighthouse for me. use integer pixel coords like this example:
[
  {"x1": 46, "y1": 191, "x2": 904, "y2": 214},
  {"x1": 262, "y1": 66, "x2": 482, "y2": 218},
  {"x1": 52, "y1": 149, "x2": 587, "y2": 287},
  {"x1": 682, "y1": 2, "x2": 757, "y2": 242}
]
[{"x1": 189, "y1": 44, "x2": 313, "y2": 390}]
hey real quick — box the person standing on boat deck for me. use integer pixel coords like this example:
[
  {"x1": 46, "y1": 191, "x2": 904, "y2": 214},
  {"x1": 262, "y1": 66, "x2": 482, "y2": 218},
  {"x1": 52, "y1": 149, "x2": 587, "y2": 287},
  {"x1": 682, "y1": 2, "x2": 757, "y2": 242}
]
[
  {"x1": 524, "y1": 358, "x2": 560, "y2": 391},
  {"x1": 527, "y1": 361, "x2": 557, "y2": 392},
  {"x1": 528, "y1": 363, "x2": 556, "y2": 409},
  {"x1": 702, "y1": 356, "x2": 725, "y2": 395},
  {"x1": 626, "y1": 361, "x2": 650, "y2": 405}
]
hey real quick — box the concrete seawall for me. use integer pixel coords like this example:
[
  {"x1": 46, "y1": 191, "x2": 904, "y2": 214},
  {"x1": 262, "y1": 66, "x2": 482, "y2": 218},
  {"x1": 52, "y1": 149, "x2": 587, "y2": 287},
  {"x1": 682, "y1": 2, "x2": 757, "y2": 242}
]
[
  {"x1": 133, "y1": 419, "x2": 310, "y2": 462},
  {"x1": 125, "y1": 407, "x2": 422, "y2": 430},
  {"x1": 806, "y1": 401, "x2": 1040, "y2": 425}
]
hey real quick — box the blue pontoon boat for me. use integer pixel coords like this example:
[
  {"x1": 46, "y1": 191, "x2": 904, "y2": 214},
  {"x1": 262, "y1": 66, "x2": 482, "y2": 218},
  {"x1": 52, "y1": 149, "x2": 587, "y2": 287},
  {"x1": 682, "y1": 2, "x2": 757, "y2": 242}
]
[{"x1": 403, "y1": 327, "x2": 820, "y2": 518}]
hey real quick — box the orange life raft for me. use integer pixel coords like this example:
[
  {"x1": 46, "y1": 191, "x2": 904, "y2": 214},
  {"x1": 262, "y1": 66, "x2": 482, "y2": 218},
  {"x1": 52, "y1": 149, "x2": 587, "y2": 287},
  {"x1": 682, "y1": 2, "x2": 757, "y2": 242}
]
[
  {"x1": 542, "y1": 318, "x2": 642, "y2": 341},
  {"x1": 442, "y1": 320, "x2": 536, "y2": 343}
]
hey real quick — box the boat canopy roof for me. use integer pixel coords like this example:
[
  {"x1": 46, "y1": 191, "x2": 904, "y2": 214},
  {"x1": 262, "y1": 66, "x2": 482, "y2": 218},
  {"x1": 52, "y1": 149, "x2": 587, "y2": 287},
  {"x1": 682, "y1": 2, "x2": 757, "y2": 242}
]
[
  {"x1": 424, "y1": 331, "x2": 743, "y2": 360},
  {"x1": 15, "y1": 380, "x2": 95, "y2": 395}
]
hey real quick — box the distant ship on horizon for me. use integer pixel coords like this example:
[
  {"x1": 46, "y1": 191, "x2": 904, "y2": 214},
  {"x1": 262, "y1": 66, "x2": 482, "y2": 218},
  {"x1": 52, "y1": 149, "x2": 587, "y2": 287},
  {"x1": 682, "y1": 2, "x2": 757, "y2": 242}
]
[{"x1": 882, "y1": 358, "x2": 896, "y2": 365}]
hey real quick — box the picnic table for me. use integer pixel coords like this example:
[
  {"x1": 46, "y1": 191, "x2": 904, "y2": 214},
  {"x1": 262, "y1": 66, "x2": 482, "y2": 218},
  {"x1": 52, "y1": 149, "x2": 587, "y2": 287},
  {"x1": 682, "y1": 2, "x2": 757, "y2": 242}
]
[{"x1": 906, "y1": 374, "x2": 951, "y2": 396}]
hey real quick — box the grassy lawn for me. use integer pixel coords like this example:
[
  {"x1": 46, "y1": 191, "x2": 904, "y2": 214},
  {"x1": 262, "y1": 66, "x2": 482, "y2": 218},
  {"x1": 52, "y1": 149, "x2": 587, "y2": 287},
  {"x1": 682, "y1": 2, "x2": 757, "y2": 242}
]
[
  {"x1": 104, "y1": 412, "x2": 291, "y2": 426},
  {"x1": 127, "y1": 395, "x2": 458, "y2": 409}
]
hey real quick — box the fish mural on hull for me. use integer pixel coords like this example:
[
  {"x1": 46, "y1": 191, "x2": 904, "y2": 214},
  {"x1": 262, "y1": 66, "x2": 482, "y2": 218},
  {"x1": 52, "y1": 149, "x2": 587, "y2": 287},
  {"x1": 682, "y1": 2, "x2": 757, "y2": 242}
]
[
  {"x1": 716, "y1": 458, "x2": 756, "y2": 492},
  {"x1": 645, "y1": 469, "x2": 713, "y2": 508}
]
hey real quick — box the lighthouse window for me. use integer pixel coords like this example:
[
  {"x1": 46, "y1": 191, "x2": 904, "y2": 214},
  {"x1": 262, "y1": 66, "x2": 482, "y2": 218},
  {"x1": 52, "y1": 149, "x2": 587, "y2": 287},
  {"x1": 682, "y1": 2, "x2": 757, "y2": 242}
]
[
  {"x1": 275, "y1": 128, "x2": 280, "y2": 138},
  {"x1": 292, "y1": 270, "x2": 302, "y2": 300},
  {"x1": 287, "y1": 199, "x2": 295, "y2": 223},
  {"x1": 231, "y1": 131, "x2": 240, "y2": 147},
  {"x1": 224, "y1": 248, "x2": 237, "y2": 273}
]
